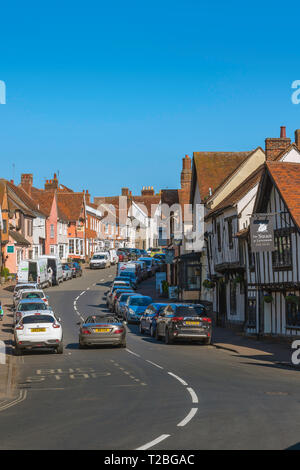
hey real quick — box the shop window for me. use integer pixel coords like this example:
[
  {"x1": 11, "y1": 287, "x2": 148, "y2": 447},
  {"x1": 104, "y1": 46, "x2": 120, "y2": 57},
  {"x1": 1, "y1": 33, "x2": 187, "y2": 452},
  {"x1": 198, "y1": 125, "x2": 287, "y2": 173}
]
[{"x1": 286, "y1": 301, "x2": 300, "y2": 328}]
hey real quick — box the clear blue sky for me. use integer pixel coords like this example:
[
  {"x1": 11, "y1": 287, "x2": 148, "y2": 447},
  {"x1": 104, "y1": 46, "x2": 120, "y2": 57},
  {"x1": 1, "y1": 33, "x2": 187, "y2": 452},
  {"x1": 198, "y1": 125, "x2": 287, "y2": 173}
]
[{"x1": 0, "y1": 0, "x2": 300, "y2": 197}]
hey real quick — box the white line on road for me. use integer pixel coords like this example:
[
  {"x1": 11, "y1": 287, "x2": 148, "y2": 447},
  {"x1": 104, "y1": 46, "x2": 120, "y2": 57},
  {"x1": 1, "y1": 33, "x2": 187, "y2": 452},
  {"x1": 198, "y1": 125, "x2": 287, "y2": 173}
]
[
  {"x1": 146, "y1": 360, "x2": 163, "y2": 369},
  {"x1": 187, "y1": 387, "x2": 198, "y2": 403},
  {"x1": 0, "y1": 390, "x2": 27, "y2": 413},
  {"x1": 177, "y1": 408, "x2": 198, "y2": 427},
  {"x1": 126, "y1": 349, "x2": 141, "y2": 358},
  {"x1": 136, "y1": 434, "x2": 171, "y2": 450},
  {"x1": 168, "y1": 372, "x2": 188, "y2": 386}
]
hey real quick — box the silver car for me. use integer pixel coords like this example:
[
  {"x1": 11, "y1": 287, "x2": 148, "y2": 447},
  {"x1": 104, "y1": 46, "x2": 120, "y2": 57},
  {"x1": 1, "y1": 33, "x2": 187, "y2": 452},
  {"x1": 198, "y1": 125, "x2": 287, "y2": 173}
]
[{"x1": 78, "y1": 314, "x2": 126, "y2": 348}]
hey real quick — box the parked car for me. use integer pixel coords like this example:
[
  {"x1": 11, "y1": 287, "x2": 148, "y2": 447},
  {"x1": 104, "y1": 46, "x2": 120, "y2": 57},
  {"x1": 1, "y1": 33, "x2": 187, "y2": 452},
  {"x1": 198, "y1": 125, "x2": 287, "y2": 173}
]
[
  {"x1": 106, "y1": 286, "x2": 135, "y2": 310},
  {"x1": 111, "y1": 289, "x2": 135, "y2": 313},
  {"x1": 134, "y1": 260, "x2": 148, "y2": 281},
  {"x1": 138, "y1": 257, "x2": 155, "y2": 277},
  {"x1": 18, "y1": 289, "x2": 49, "y2": 307},
  {"x1": 155, "y1": 303, "x2": 212, "y2": 344},
  {"x1": 118, "y1": 271, "x2": 138, "y2": 287},
  {"x1": 70, "y1": 261, "x2": 83, "y2": 277},
  {"x1": 90, "y1": 253, "x2": 111, "y2": 269},
  {"x1": 14, "y1": 312, "x2": 63, "y2": 355},
  {"x1": 124, "y1": 295, "x2": 153, "y2": 323},
  {"x1": 115, "y1": 292, "x2": 139, "y2": 318},
  {"x1": 14, "y1": 298, "x2": 51, "y2": 324},
  {"x1": 13, "y1": 283, "x2": 40, "y2": 308},
  {"x1": 78, "y1": 314, "x2": 126, "y2": 348},
  {"x1": 139, "y1": 303, "x2": 169, "y2": 336},
  {"x1": 62, "y1": 264, "x2": 73, "y2": 280},
  {"x1": 113, "y1": 276, "x2": 137, "y2": 289}
]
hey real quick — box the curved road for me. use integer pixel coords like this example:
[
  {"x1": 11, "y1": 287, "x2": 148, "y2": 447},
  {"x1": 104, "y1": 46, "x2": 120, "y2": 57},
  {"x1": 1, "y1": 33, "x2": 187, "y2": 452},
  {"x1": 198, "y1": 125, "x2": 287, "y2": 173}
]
[{"x1": 1, "y1": 266, "x2": 300, "y2": 450}]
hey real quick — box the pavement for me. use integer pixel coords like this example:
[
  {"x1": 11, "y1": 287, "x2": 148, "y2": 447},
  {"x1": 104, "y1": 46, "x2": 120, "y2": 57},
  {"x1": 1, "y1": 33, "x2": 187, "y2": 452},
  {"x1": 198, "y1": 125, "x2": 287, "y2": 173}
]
[
  {"x1": 0, "y1": 281, "x2": 17, "y2": 399},
  {"x1": 138, "y1": 275, "x2": 294, "y2": 367}
]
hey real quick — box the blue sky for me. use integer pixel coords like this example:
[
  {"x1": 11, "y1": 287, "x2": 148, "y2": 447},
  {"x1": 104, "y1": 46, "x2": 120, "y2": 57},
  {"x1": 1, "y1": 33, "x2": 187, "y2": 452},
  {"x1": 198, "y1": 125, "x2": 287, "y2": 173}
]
[{"x1": 0, "y1": 0, "x2": 300, "y2": 197}]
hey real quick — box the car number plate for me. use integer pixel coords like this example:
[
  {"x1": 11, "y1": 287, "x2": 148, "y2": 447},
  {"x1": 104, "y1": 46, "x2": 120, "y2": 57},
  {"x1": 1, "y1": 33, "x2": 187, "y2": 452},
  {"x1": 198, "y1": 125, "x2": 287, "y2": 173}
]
[
  {"x1": 94, "y1": 328, "x2": 110, "y2": 333},
  {"x1": 185, "y1": 321, "x2": 200, "y2": 326},
  {"x1": 31, "y1": 328, "x2": 46, "y2": 332}
]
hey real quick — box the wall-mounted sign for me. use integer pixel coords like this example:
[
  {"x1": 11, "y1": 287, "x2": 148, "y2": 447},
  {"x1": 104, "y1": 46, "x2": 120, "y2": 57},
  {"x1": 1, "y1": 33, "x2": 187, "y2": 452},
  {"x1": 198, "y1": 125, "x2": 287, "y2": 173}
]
[
  {"x1": 250, "y1": 214, "x2": 275, "y2": 252},
  {"x1": 7, "y1": 245, "x2": 14, "y2": 254}
]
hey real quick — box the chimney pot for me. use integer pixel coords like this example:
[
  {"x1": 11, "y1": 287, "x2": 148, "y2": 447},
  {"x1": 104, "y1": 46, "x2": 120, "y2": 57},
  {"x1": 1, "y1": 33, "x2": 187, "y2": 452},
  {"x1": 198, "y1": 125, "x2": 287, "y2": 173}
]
[{"x1": 280, "y1": 126, "x2": 286, "y2": 138}]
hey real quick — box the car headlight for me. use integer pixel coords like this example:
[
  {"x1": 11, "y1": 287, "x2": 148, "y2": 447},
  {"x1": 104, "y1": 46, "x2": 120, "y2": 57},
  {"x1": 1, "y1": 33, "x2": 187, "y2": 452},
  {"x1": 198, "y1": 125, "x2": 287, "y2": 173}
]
[{"x1": 129, "y1": 309, "x2": 135, "y2": 316}]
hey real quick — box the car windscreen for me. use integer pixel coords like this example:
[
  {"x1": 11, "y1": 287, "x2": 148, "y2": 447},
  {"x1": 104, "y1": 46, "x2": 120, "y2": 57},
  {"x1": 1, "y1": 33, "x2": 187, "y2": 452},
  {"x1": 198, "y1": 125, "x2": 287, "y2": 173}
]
[
  {"x1": 22, "y1": 315, "x2": 55, "y2": 324},
  {"x1": 85, "y1": 315, "x2": 118, "y2": 324},
  {"x1": 116, "y1": 290, "x2": 133, "y2": 299},
  {"x1": 19, "y1": 302, "x2": 47, "y2": 311},
  {"x1": 22, "y1": 292, "x2": 43, "y2": 299},
  {"x1": 175, "y1": 306, "x2": 205, "y2": 317},
  {"x1": 15, "y1": 285, "x2": 36, "y2": 292},
  {"x1": 92, "y1": 255, "x2": 105, "y2": 260},
  {"x1": 119, "y1": 293, "x2": 134, "y2": 302},
  {"x1": 140, "y1": 259, "x2": 152, "y2": 267},
  {"x1": 130, "y1": 297, "x2": 152, "y2": 306}
]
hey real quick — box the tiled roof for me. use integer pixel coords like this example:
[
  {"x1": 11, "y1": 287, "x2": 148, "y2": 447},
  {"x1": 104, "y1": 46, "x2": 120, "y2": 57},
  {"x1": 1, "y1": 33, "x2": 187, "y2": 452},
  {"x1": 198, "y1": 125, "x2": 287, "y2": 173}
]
[
  {"x1": 57, "y1": 192, "x2": 85, "y2": 222},
  {"x1": 193, "y1": 150, "x2": 253, "y2": 201},
  {"x1": 0, "y1": 179, "x2": 36, "y2": 217},
  {"x1": 30, "y1": 187, "x2": 55, "y2": 217},
  {"x1": 205, "y1": 165, "x2": 264, "y2": 219},
  {"x1": 9, "y1": 230, "x2": 31, "y2": 246},
  {"x1": 267, "y1": 162, "x2": 300, "y2": 228}
]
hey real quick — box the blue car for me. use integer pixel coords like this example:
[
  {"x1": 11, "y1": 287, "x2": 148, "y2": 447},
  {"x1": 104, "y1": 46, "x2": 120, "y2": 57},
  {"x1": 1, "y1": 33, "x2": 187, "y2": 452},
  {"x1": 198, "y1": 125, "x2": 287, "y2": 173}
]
[
  {"x1": 139, "y1": 303, "x2": 169, "y2": 337},
  {"x1": 124, "y1": 295, "x2": 153, "y2": 323}
]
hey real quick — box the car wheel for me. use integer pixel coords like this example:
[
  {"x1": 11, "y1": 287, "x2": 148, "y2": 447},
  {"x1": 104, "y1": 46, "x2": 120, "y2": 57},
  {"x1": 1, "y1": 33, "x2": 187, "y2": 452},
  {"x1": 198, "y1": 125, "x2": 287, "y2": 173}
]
[
  {"x1": 165, "y1": 329, "x2": 173, "y2": 345},
  {"x1": 155, "y1": 327, "x2": 161, "y2": 341},
  {"x1": 79, "y1": 341, "x2": 85, "y2": 349},
  {"x1": 203, "y1": 337, "x2": 211, "y2": 345},
  {"x1": 57, "y1": 343, "x2": 63, "y2": 354},
  {"x1": 15, "y1": 345, "x2": 22, "y2": 356}
]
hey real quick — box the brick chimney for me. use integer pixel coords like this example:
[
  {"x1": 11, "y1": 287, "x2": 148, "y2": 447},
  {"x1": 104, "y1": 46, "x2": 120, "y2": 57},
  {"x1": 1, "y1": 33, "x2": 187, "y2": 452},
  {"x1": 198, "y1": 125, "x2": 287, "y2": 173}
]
[
  {"x1": 181, "y1": 154, "x2": 192, "y2": 190},
  {"x1": 85, "y1": 190, "x2": 91, "y2": 204},
  {"x1": 45, "y1": 173, "x2": 59, "y2": 191},
  {"x1": 20, "y1": 173, "x2": 33, "y2": 196},
  {"x1": 121, "y1": 187, "x2": 129, "y2": 196},
  {"x1": 141, "y1": 186, "x2": 155, "y2": 196},
  {"x1": 295, "y1": 129, "x2": 300, "y2": 149},
  {"x1": 265, "y1": 127, "x2": 291, "y2": 161}
]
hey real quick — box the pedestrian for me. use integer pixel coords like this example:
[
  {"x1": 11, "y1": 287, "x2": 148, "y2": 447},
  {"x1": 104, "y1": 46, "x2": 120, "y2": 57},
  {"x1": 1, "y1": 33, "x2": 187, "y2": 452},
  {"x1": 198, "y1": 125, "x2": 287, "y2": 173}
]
[{"x1": 48, "y1": 266, "x2": 53, "y2": 286}]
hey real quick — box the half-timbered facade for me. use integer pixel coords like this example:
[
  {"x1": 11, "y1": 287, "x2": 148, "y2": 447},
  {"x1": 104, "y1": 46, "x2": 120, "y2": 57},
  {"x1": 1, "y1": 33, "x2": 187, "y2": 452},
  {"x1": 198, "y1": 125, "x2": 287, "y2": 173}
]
[{"x1": 244, "y1": 161, "x2": 300, "y2": 337}]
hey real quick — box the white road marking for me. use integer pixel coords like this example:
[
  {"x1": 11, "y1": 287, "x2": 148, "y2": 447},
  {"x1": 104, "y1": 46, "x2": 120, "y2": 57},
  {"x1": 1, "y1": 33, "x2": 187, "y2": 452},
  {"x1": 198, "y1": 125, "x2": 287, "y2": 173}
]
[
  {"x1": 177, "y1": 408, "x2": 198, "y2": 427},
  {"x1": 146, "y1": 360, "x2": 163, "y2": 369},
  {"x1": 0, "y1": 390, "x2": 27, "y2": 413},
  {"x1": 126, "y1": 348, "x2": 141, "y2": 358},
  {"x1": 187, "y1": 387, "x2": 198, "y2": 403},
  {"x1": 136, "y1": 434, "x2": 171, "y2": 451},
  {"x1": 168, "y1": 372, "x2": 188, "y2": 386}
]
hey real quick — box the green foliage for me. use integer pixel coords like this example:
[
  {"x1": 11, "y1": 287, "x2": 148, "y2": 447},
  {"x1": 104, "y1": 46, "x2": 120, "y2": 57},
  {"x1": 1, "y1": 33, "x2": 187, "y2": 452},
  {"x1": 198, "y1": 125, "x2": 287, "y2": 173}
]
[
  {"x1": 0, "y1": 267, "x2": 10, "y2": 279},
  {"x1": 203, "y1": 279, "x2": 215, "y2": 289}
]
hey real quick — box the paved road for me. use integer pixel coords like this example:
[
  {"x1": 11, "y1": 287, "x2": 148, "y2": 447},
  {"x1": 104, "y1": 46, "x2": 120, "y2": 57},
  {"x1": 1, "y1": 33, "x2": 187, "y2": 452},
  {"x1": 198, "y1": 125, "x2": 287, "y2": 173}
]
[{"x1": 0, "y1": 267, "x2": 300, "y2": 450}]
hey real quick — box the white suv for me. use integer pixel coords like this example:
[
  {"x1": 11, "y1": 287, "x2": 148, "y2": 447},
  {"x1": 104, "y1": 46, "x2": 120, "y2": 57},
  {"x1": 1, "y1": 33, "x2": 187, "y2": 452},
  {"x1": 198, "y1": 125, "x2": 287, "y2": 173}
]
[{"x1": 14, "y1": 312, "x2": 63, "y2": 355}]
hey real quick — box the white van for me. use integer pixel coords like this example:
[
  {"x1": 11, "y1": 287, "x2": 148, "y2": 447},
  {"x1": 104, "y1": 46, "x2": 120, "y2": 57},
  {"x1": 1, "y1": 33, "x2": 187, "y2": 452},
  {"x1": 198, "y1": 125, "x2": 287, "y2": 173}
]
[
  {"x1": 90, "y1": 252, "x2": 111, "y2": 269},
  {"x1": 39, "y1": 255, "x2": 63, "y2": 285},
  {"x1": 108, "y1": 249, "x2": 118, "y2": 265},
  {"x1": 17, "y1": 259, "x2": 49, "y2": 288}
]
